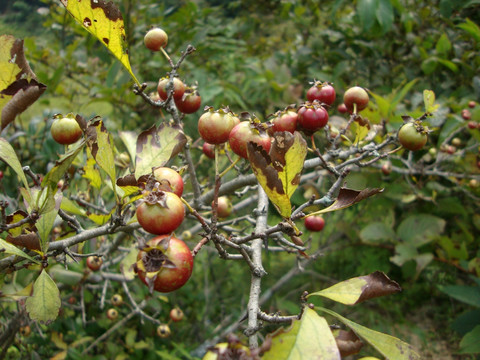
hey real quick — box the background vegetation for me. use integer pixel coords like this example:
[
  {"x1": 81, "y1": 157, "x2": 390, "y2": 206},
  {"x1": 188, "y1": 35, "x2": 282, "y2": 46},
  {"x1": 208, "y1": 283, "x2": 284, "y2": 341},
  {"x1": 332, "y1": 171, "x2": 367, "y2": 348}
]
[{"x1": 1, "y1": 0, "x2": 480, "y2": 359}]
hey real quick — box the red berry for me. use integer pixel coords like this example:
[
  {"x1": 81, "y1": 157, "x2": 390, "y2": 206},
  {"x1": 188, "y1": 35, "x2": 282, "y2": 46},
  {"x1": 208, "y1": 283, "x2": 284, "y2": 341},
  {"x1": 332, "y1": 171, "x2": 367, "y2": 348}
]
[
  {"x1": 270, "y1": 110, "x2": 298, "y2": 134},
  {"x1": 175, "y1": 88, "x2": 202, "y2": 114},
  {"x1": 343, "y1": 86, "x2": 369, "y2": 112},
  {"x1": 170, "y1": 308, "x2": 184, "y2": 322},
  {"x1": 137, "y1": 235, "x2": 194, "y2": 293},
  {"x1": 86, "y1": 256, "x2": 103, "y2": 271},
  {"x1": 306, "y1": 82, "x2": 336, "y2": 106},
  {"x1": 202, "y1": 142, "x2": 216, "y2": 159},
  {"x1": 467, "y1": 121, "x2": 477, "y2": 129},
  {"x1": 144, "y1": 27, "x2": 168, "y2": 51},
  {"x1": 304, "y1": 216, "x2": 325, "y2": 232},
  {"x1": 51, "y1": 116, "x2": 83, "y2": 145},
  {"x1": 462, "y1": 109, "x2": 472, "y2": 120},
  {"x1": 297, "y1": 104, "x2": 329, "y2": 135},
  {"x1": 468, "y1": 101, "x2": 476, "y2": 108},
  {"x1": 337, "y1": 103, "x2": 348, "y2": 114},
  {"x1": 215, "y1": 196, "x2": 233, "y2": 218},
  {"x1": 198, "y1": 108, "x2": 239, "y2": 144},
  {"x1": 157, "y1": 77, "x2": 185, "y2": 101},
  {"x1": 153, "y1": 167, "x2": 184, "y2": 198},
  {"x1": 228, "y1": 121, "x2": 271, "y2": 159}
]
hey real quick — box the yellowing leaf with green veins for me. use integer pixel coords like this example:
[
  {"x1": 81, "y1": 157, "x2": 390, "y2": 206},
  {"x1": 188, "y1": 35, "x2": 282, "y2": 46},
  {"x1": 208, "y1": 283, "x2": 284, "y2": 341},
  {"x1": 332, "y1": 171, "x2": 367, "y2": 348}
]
[
  {"x1": 316, "y1": 307, "x2": 421, "y2": 360},
  {"x1": 82, "y1": 153, "x2": 102, "y2": 189},
  {"x1": 306, "y1": 187, "x2": 383, "y2": 217},
  {"x1": 423, "y1": 89, "x2": 439, "y2": 113},
  {"x1": 88, "y1": 208, "x2": 115, "y2": 225},
  {"x1": 135, "y1": 123, "x2": 187, "y2": 180},
  {"x1": 247, "y1": 131, "x2": 307, "y2": 218},
  {"x1": 0, "y1": 238, "x2": 41, "y2": 264},
  {"x1": 26, "y1": 270, "x2": 61, "y2": 324},
  {"x1": 262, "y1": 307, "x2": 340, "y2": 360},
  {"x1": 59, "y1": 0, "x2": 140, "y2": 85},
  {"x1": 0, "y1": 35, "x2": 46, "y2": 130},
  {"x1": 308, "y1": 271, "x2": 401, "y2": 305}
]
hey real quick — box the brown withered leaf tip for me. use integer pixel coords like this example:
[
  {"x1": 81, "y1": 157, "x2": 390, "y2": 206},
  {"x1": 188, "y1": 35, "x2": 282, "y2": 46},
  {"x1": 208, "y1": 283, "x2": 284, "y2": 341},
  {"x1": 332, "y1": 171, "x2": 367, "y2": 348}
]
[
  {"x1": 335, "y1": 330, "x2": 363, "y2": 357},
  {"x1": 356, "y1": 271, "x2": 402, "y2": 304},
  {"x1": 85, "y1": 117, "x2": 106, "y2": 159},
  {"x1": 6, "y1": 233, "x2": 41, "y2": 251},
  {"x1": 329, "y1": 187, "x2": 384, "y2": 212}
]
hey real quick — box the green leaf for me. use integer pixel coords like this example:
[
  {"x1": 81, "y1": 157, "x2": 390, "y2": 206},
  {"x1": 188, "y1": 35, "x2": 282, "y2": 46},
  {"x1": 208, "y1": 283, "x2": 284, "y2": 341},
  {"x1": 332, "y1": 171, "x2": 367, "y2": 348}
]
[
  {"x1": 457, "y1": 18, "x2": 480, "y2": 42},
  {"x1": 248, "y1": 131, "x2": 307, "y2": 218},
  {"x1": 36, "y1": 193, "x2": 62, "y2": 253},
  {"x1": 357, "y1": 0, "x2": 378, "y2": 32},
  {"x1": 376, "y1": 0, "x2": 394, "y2": 33},
  {"x1": 0, "y1": 238, "x2": 40, "y2": 264},
  {"x1": 0, "y1": 137, "x2": 30, "y2": 192},
  {"x1": 262, "y1": 307, "x2": 340, "y2": 360},
  {"x1": 436, "y1": 33, "x2": 452, "y2": 55},
  {"x1": 423, "y1": 89, "x2": 439, "y2": 113},
  {"x1": 317, "y1": 307, "x2": 421, "y2": 360},
  {"x1": 59, "y1": 0, "x2": 140, "y2": 85},
  {"x1": 135, "y1": 123, "x2": 187, "y2": 180},
  {"x1": 60, "y1": 197, "x2": 86, "y2": 216},
  {"x1": 308, "y1": 271, "x2": 401, "y2": 305},
  {"x1": 25, "y1": 270, "x2": 61, "y2": 324},
  {"x1": 459, "y1": 325, "x2": 480, "y2": 354},
  {"x1": 119, "y1": 130, "x2": 137, "y2": 165},
  {"x1": 360, "y1": 222, "x2": 396, "y2": 243},
  {"x1": 397, "y1": 214, "x2": 445, "y2": 247},
  {"x1": 438, "y1": 285, "x2": 480, "y2": 307}
]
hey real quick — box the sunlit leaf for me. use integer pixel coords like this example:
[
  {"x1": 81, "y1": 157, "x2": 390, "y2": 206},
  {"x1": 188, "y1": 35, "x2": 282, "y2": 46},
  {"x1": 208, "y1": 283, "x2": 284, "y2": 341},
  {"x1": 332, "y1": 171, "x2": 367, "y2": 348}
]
[
  {"x1": 248, "y1": 131, "x2": 307, "y2": 218},
  {"x1": 25, "y1": 270, "x2": 61, "y2": 324},
  {"x1": 423, "y1": 89, "x2": 439, "y2": 113},
  {"x1": 60, "y1": 197, "x2": 86, "y2": 216},
  {"x1": 119, "y1": 130, "x2": 137, "y2": 165},
  {"x1": 306, "y1": 187, "x2": 383, "y2": 217},
  {"x1": 0, "y1": 137, "x2": 30, "y2": 192},
  {"x1": 308, "y1": 271, "x2": 401, "y2": 305},
  {"x1": 263, "y1": 307, "x2": 341, "y2": 360},
  {"x1": 135, "y1": 123, "x2": 187, "y2": 180},
  {"x1": 59, "y1": 0, "x2": 140, "y2": 85},
  {"x1": 0, "y1": 238, "x2": 40, "y2": 264},
  {"x1": 317, "y1": 307, "x2": 421, "y2": 360},
  {"x1": 457, "y1": 18, "x2": 480, "y2": 42},
  {"x1": 82, "y1": 151, "x2": 102, "y2": 189},
  {"x1": 0, "y1": 35, "x2": 46, "y2": 130}
]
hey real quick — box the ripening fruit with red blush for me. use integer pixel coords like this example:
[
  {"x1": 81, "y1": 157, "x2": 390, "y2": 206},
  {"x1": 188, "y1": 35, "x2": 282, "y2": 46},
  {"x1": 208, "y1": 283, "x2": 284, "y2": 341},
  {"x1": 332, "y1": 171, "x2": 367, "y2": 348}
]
[
  {"x1": 136, "y1": 191, "x2": 185, "y2": 235},
  {"x1": 202, "y1": 142, "x2": 216, "y2": 159},
  {"x1": 381, "y1": 161, "x2": 392, "y2": 176},
  {"x1": 175, "y1": 87, "x2": 202, "y2": 114},
  {"x1": 86, "y1": 256, "x2": 103, "y2": 271},
  {"x1": 306, "y1": 82, "x2": 336, "y2": 106},
  {"x1": 228, "y1": 121, "x2": 271, "y2": 159},
  {"x1": 153, "y1": 167, "x2": 184, "y2": 197},
  {"x1": 144, "y1": 27, "x2": 168, "y2": 51},
  {"x1": 198, "y1": 107, "x2": 240, "y2": 144},
  {"x1": 468, "y1": 101, "x2": 476, "y2": 108},
  {"x1": 270, "y1": 110, "x2": 298, "y2": 134},
  {"x1": 343, "y1": 86, "x2": 369, "y2": 112},
  {"x1": 51, "y1": 115, "x2": 83, "y2": 145},
  {"x1": 468, "y1": 121, "x2": 477, "y2": 129},
  {"x1": 304, "y1": 216, "x2": 325, "y2": 232},
  {"x1": 297, "y1": 103, "x2": 329, "y2": 135},
  {"x1": 462, "y1": 109, "x2": 472, "y2": 120},
  {"x1": 170, "y1": 308, "x2": 184, "y2": 322},
  {"x1": 337, "y1": 103, "x2": 348, "y2": 114},
  {"x1": 215, "y1": 196, "x2": 233, "y2": 218},
  {"x1": 136, "y1": 235, "x2": 194, "y2": 293},
  {"x1": 398, "y1": 122, "x2": 428, "y2": 151},
  {"x1": 157, "y1": 77, "x2": 185, "y2": 101}
]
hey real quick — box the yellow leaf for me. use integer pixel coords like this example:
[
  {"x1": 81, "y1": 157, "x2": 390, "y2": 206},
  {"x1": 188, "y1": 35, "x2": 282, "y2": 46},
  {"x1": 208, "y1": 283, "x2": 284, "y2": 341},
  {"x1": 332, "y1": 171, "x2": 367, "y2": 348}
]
[
  {"x1": 60, "y1": 0, "x2": 140, "y2": 85},
  {"x1": 247, "y1": 131, "x2": 307, "y2": 218},
  {"x1": 423, "y1": 89, "x2": 439, "y2": 113}
]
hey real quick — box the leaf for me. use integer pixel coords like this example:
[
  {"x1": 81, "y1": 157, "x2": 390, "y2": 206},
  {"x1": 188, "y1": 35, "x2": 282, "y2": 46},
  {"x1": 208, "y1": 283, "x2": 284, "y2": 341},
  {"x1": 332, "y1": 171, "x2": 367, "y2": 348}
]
[
  {"x1": 423, "y1": 89, "x2": 439, "y2": 113},
  {"x1": 5, "y1": 233, "x2": 41, "y2": 252},
  {"x1": 360, "y1": 222, "x2": 396, "y2": 243},
  {"x1": 317, "y1": 307, "x2": 421, "y2": 360},
  {"x1": 0, "y1": 137, "x2": 30, "y2": 192},
  {"x1": 0, "y1": 35, "x2": 46, "y2": 130},
  {"x1": 86, "y1": 118, "x2": 116, "y2": 195},
  {"x1": 36, "y1": 193, "x2": 62, "y2": 253},
  {"x1": 42, "y1": 135, "x2": 85, "y2": 189},
  {"x1": 262, "y1": 307, "x2": 341, "y2": 360},
  {"x1": 306, "y1": 187, "x2": 383, "y2": 217},
  {"x1": 436, "y1": 33, "x2": 452, "y2": 55},
  {"x1": 82, "y1": 152, "x2": 102, "y2": 189},
  {"x1": 119, "y1": 130, "x2": 138, "y2": 165},
  {"x1": 0, "y1": 238, "x2": 40, "y2": 264},
  {"x1": 135, "y1": 123, "x2": 187, "y2": 180},
  {"x1": 59, "y1": 0, "x2": 140, "y2": 85},
  {"x1": 308, "y1": 271, "x2": 401, "y2": 305},
  {"x1": 459, "y1": 325, "x2": 480, "y2": 354},
  {"x1": 247, "y1": 131, "x2": 307, "y2": 218},
  {"x1": 376, "y1": 0, "x2": 394, "y2": 33},
  {"x1": 357, "y1": 0, "x2": 378, "y2": 32},
  {"x1": 120, "y1": 245, "x2": 139, "y2": 281},
  {"x1": 25, "y1": 270, "x2": 61, "y2": 324},
  {"x1": 397, "y1": 214, "x2": 445, "y2": 247},
  {"x1": 333, "y1": 329, "x2": 363, "y2": 357},
  {"x1": 438, "y1": 285, "x2": 480, "y2": 307},
  {"x1": 457, "y1": 18, "x2": 480, "y2": 42}
]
